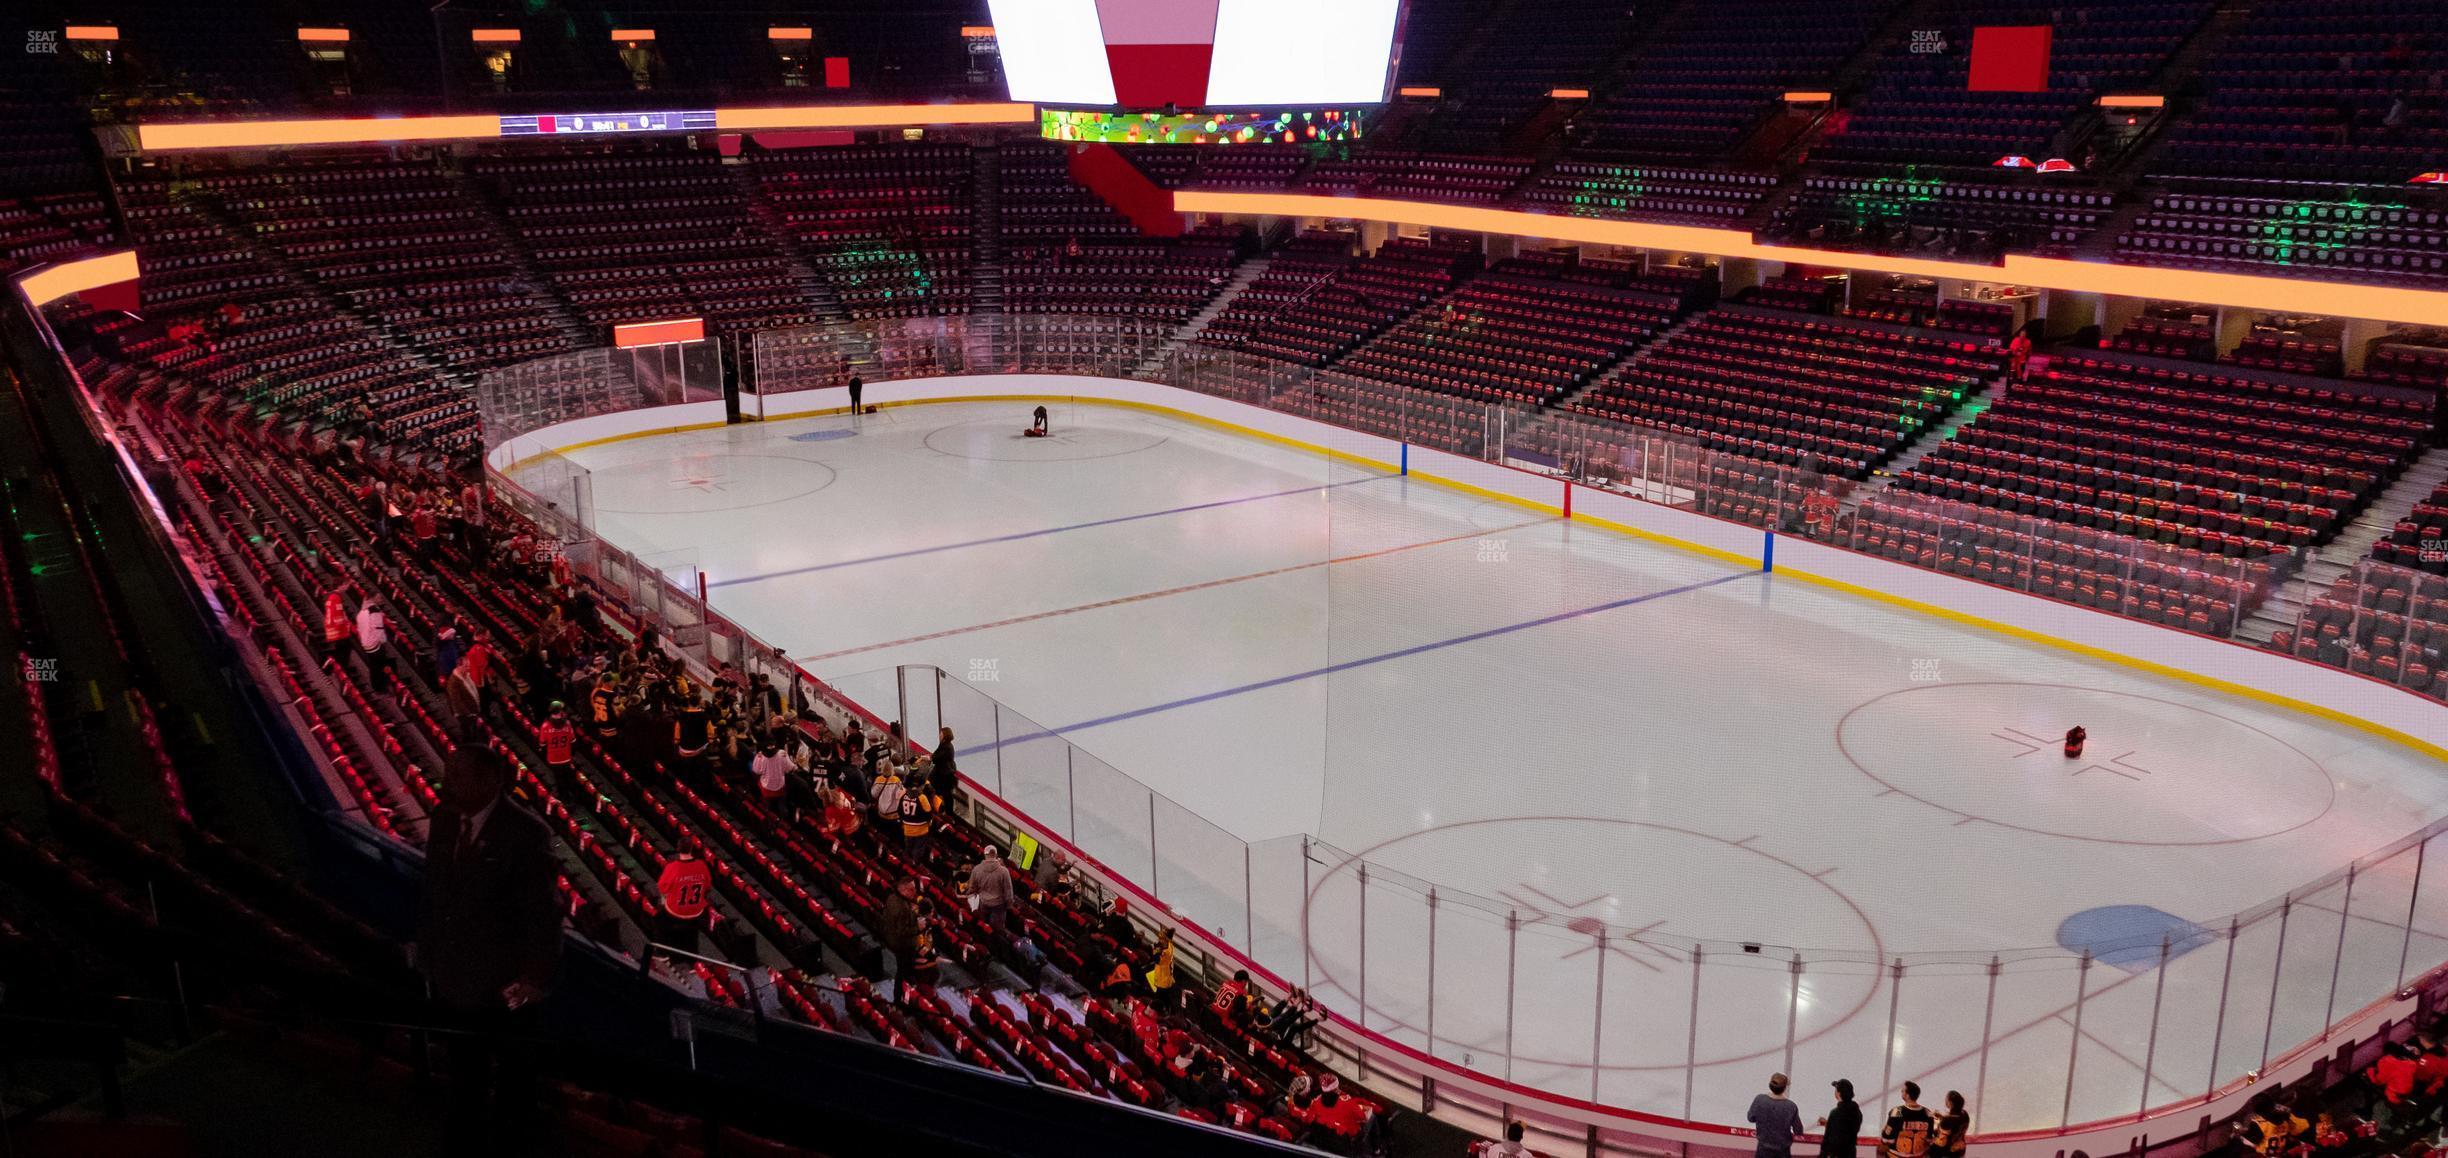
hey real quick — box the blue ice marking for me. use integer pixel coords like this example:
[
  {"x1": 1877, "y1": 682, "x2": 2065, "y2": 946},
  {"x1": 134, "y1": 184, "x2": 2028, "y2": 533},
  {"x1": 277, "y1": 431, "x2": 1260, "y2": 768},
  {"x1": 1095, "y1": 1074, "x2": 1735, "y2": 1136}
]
[
  {"x1": 788, "y1": 429, "x2": 859, "y2": 442},
  {"x1": 2056, "y1": 905, "x2": 2217, "y2": 972}
]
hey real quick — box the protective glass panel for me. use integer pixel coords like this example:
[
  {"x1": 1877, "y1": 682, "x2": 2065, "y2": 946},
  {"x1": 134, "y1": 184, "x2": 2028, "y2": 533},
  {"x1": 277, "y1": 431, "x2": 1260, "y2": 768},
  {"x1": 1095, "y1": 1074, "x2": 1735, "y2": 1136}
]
[
  {"x1": 996, "y1": 703, "x2": 1072, "y2": 840},
  {"x1": 1357, "y1": 863, "x2": 1435, "y2": 1054},
  {"x1": 1971, "y1": 954, "x2": 2078, "y2": 1134},
  {"x1": 1429, "y1": 893, "x2": 1516, "y2": 1078},
  {"x1": 1882, "y1": 958, "x2": 1995, "y2": 1124},
  {"x1": 933, "y1": 668, "x2": 1004, "y2": 799},
  {"x1": 1070, "y1": 749, "x2": 1155, "y2": 890},
  {"x1": 2409, "y1": 831, "x2": 2448, "y2": 989},
  {"x1": 1507, "y1": 914, "x2": 1599, "y2": 1097},
  {"x1": 2266, "y1": 879, "x2": 2348, "y2": 1062},
  {"x1": 1304, "y1": 840, "x2": 1367, "y2": 1032},
  {"x1": 1787, "y1": 951, "x2": 1895, "y2": 1131},
  {"x1": 2210, "y1": 907, "x2": 2285, "y2": 1092},
  {"x1": 1245, "y1": 834, "x2": 1313, "y2": 991},
  {"x1": 1152, "y1": 794, "x2": 1251, "y2": 953},
  {"x1": 2339, "y1": 843, "x2": 2424, "y2": 1023},
  {"x1": 1691, "y1": 947, "x2": 1800, "y2": 1124}
]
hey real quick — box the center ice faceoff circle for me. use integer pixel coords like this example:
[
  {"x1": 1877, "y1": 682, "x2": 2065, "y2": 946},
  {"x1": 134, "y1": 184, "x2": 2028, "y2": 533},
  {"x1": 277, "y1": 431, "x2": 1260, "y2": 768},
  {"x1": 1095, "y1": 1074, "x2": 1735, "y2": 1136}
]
[
  {"x1": 581, "y1": 452, "x2": 839, "y2": 515},
  {"x1": 1301, "y1": 817, "x2": 1884, "y2": 1069},
  {"x1": 1837, "y1": 682, "x2": 2335, "y2": 845}
]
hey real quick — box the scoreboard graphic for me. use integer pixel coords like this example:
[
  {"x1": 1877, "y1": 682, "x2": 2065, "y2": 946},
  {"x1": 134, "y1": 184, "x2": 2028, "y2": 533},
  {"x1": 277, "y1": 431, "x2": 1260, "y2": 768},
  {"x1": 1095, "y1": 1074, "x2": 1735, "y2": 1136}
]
[{"x1": 499, "y1": 110, "x2": 718, "y2": 136}]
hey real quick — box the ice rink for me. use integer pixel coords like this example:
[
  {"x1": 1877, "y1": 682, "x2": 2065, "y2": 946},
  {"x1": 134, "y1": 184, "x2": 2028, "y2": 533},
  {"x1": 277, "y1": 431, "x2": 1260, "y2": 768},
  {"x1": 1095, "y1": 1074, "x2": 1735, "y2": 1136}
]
[{"x1": 534, "y1": 392, "x2": 2448, "y2": 1131}]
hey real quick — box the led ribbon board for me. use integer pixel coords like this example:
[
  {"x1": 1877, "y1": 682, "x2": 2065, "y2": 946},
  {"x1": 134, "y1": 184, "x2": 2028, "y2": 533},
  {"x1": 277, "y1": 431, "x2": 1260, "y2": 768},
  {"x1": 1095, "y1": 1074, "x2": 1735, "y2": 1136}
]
[
  {"x1": 499, "y1": 110, "x2": 719, "y2": 136},
  {"x1": 1041, "y1": 107, "x2": 1364, "y2": 145}
]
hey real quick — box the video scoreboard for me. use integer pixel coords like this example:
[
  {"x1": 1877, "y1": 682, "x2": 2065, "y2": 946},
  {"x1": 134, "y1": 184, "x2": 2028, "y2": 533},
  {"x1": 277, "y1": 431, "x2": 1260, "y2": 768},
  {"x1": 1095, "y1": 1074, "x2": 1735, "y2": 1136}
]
[{"x1": 987, "y1": 0, "x2": 1406, "y2": 110}]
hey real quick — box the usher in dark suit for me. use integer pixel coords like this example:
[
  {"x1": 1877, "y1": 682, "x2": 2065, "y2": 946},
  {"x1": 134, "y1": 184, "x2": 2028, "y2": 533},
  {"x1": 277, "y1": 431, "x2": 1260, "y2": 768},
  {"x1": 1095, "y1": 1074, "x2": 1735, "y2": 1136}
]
[
  {"x1": 418, "y1": 796, "x2": 562, "y2": 1008},
  {"x1": 418, "y1": 793, "x2": 562, "y2": 1149}
]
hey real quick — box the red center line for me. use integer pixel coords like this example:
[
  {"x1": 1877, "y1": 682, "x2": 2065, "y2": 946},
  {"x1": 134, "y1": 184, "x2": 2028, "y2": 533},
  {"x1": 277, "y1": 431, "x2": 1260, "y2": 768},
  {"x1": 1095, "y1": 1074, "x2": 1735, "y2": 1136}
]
[{"x1": 796, "y1": 516, "x2": 1555, "y2": 664}]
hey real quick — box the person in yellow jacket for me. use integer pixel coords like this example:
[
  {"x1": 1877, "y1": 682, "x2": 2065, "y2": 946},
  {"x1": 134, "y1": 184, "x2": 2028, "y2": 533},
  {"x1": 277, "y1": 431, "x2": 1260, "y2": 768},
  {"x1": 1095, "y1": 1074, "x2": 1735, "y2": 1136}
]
[{"x1": 1145, "y1": 927, "x2": 1178, "y2": 1008}]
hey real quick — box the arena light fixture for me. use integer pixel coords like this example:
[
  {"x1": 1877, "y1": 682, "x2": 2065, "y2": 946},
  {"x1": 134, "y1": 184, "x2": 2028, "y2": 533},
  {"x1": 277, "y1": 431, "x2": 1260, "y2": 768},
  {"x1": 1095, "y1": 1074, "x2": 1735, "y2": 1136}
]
[
  {"x1": 610, "y1": 29, "x2": 654, "y2": 42},
  {"x1": 1549, "y1": 88, "x2": 1591, "y2": 100},
  {"x1": 2096, "y1": 94, "x2": 2165, "y2": 109},
  {"x1": 1783, "y1": 91, "x2": 1834, "y2": 104},
  {"x1": 713, "y1": 103, "x2": 1035, "y2": 131},
  {"x1": 769, "y1": 27, "x2": 813, "y2": 40},
  {"x1": 297, "y1": 28, "x2": 351, "y2": 43},
  {"x1": 470, "y1": 28, "x2": 521, "y2": 43},
  {"x1": 1398, "y1": 86, "x2": 1442, "y2": 98},
  {"x1": 138, "y1": 114, "x2": 505, "y2": 150},
  {"x1": 63, "y1": 24, "x2": 119, "y2": 40}
]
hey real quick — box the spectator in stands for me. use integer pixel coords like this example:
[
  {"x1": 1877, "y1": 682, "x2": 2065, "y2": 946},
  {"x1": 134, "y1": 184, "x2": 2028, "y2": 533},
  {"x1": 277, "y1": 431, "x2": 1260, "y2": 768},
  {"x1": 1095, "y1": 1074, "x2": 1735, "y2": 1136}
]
[
  {"x1": 898, "y1": 777, "x2": 943, "y2": 864},
  {"x1": 869, "y1": 760, "x2": 906, "y2": 846},
  {"x1": 753, "y1": 738, "x2": 794, "y2": 810},
  {"x1": 2369, "y1": 1041, "x2": 2418, "y2": 1130},
  {"x1": 588, "y1": 670, "x2": 622, "y2": 741},
  {"x1": 1260, "y1": 986, "x2": 1319, "y2": 1049},
  {"x1": 1145, "y1": 926, "x2": 1179, "y2": 1008},
  {"x1": 354, "y1": 597, "x2": 392, "y2": 693},
  {"x1": 2413, "y1": 1027, "x2": 2448, "y2": 1102},
  {"x1": 459, "y1": 634, "x2": 496, "y2": 720},
  {"x1": 816, "y1": 781, "x2": 860, "y2": 846},
  {"x1": 1309, "y1": 1085, "x2": 1371, "y2": 1154},
  {"x1": 1482, "y1": 1121, "x2": 1533, "y2": 1158},
  {"x1": 323, "y1": 589, "x2": 354, "y2": 669},
  {"x1": 417, "y1": 744, "x2": 561, "y2": 1148},
  {"x1": 1930, "y1": 1091, "x2": 1967, "y2": 1158},
  {"x1": 538, "y1": 702, "x2": 577, "y2": 790},
  {"x1": 673, "y1": 693, "x2": 713, "y2": 780},
  {"x1": 514, "y1": 641, "x2": 559, "y2": 721},
  {"x1": 878, "y1": 877, "x2": 921, "y2": 1002},
  {"x1": 1819, "y1": 1078, "x2": 1863, "y2": 1158},
  {"x1": 1879, "y1": 1081, "x2": 1933, "y2": 1158},
  {"x1": 1749, "y1": 1073, "x2": 1806, "y2": 1158},
  {"x1": 410, "y1": 498, "x2": 439, "y2": 557},
  {"x1": 2259, "y1": 1100, "x2": 2308, "y2": 1152},
  {"x1": 458, "y1": 479, "x2": 487, "y2": 556},
  {"x1": 655, "y1": 850, "x2": 709, "y2": 953},
  {"x1": 434, "y1": 623, "x2": 464, "y2": 688},
  {"x1": 967, "y1": 846, "x2": 1015, "y2": 932},
  {"x1": 445, "y1": 662, "x2": 483, "y2": 741},
  {"x1": 930, "y1": 726, "x2": 959, "y2": 796},
  {"x1": 1281, "y1": 1073, "x2": 1318, "y2": 1126},
  {"x1": 1211, "y1": 968, "x2": 1253, "y2": 1028}
]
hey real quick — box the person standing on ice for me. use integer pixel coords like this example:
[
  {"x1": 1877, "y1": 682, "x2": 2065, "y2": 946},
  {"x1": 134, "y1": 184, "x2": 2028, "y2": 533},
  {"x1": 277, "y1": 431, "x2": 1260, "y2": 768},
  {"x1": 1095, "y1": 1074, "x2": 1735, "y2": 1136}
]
[{"x1": 1749, "y1": 1073, "x2": 1806, "y2": 1158}]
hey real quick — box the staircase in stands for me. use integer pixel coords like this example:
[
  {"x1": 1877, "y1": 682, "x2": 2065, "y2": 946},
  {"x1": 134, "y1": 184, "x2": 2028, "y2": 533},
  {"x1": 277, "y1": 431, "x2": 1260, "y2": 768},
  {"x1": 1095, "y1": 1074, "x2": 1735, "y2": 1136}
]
[
  {"x1": 722, "y1": 161, "x2": 855, "y2": 329},
  {"x1": 2239, "y1": 446, "x2": 2448, "y2": 643},
  {"x1": 442, "y1": 163, "x2": 593, "y2": 344},
  {"x1": 970, "y1": 145, "x2": 1005, "y2": 314}
]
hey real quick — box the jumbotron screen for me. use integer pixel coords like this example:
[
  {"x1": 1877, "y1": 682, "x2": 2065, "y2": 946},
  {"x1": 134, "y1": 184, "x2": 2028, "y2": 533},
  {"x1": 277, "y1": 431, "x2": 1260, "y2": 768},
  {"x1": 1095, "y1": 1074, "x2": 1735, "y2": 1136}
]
[{"x1": 985, "y1": 0, "x2": 1406, "y2": 109}]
